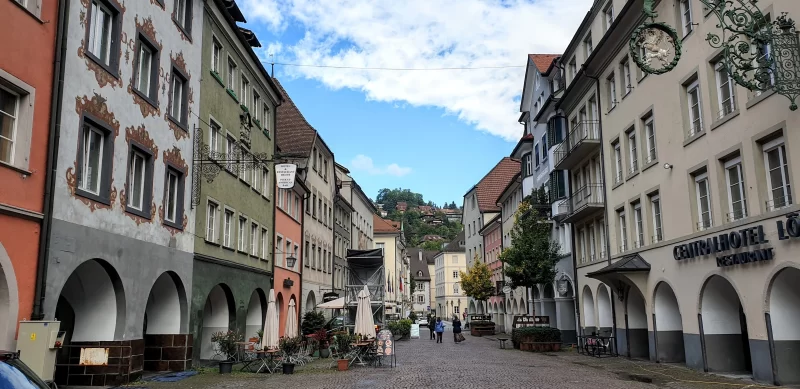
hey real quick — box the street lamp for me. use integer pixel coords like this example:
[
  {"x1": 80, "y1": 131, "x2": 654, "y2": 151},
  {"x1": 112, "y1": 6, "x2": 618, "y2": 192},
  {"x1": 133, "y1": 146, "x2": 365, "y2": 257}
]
[{"x1": 286, "y1": 255, "x2": 297, "y2": 268}]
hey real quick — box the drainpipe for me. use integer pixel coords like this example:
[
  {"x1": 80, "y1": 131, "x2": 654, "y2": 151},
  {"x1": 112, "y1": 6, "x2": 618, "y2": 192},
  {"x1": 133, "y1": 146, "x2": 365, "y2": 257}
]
[
  {"x1": 32, "y1": 0, "x2": 70, "y2": 320},
  {"x1": 584, "y1": 68, "x2": 618, "y2": 350},
  {"x1": 298, "y1": 190, "x2": 307, "y2": 327}
]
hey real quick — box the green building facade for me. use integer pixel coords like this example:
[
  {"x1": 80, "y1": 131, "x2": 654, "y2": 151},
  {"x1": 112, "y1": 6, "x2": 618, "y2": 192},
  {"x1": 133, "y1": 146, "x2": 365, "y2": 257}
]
[{"x1": 191, "y1": 0, "x2": 282, "y2": 361}]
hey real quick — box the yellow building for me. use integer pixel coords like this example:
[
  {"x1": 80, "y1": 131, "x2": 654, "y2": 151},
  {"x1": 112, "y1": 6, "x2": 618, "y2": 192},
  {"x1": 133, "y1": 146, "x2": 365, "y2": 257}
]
[
  {"x1": 373, "y1": 215, "x2": 408, "y2": 315},
  {"x1": 434, "y1": 231, "x2": 467, "y2": 319}
]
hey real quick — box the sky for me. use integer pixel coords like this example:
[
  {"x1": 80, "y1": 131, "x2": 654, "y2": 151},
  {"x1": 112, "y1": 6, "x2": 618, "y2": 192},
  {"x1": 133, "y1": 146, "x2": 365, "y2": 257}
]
[{"x1": 238, "y1": 0, "x2": 594, "y2": 206}]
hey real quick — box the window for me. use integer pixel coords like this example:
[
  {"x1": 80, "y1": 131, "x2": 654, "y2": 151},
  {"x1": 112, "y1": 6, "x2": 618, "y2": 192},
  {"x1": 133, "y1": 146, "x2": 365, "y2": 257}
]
[
  {"x1": 523, "y1": 153, "x2": 532, "y2": 176},
  {"x1": 208, "y1": 120, "x2": 220, "y2": 155},
  {"x1": 454, "y1": 306, "x2": 460, "y2": 314},
  {"x1": 227, "y1": 58, "x2": 236, "y2": 89},
  {"x1": 261, "y1": 228, "x2": 269, "y2": 259},
  {"x1": 604, "y1": 3, "x2": 614, "y2": 31},
  {"x1": 621, "y1": 58, "x2": 632, "y2": 93},
  {"x1": 324, "y1": 159, "x2": 329, "y2": 181},
  {"x1": 169, "y1": 68, "x2": 188, "y2": 126},
  {"x1": 312, "y1": 194, "x2": 317, "y2": 217},
  {"x1": 569, "y1": 58, "x2": 577, "y2": 80},
  {"x1": 534, "y1": 144, "x2": 540, "y2": 167},
  {"x1": 240, "y1": 76, "x2": 249, "y2": 109},
  {"x1": 294, "y1": 196, "x2": 300, "y2": 218},
  {"x1": 633, "y1": 203, "x2": 644, "y2": 248},
  {"x1": 253, "y1": 91, "x2": 261, "y2": 122},
  {"x1": 764, "y1": 138, "x2": 792, "y2": 210},
  {"x1": 293, "y1": 244, "x2": 299, "y2": 267},
  {"x1": 651, "y1": 195, "x2": 663, "y2": 242},
  {"x1": 607, "y1": 74, "x2": 617, "y2": 108},
  {"x1": 225, "y1": 135, "x2": 235, "y2": 171},
  {"x1": 680, "y1": 0, "x2": 693, "y2": 37},
  {"x1": 453, "y1": 284, "x2": 459, "y2": 294},
  {"x1": 0, "y1": 86, "x2": 18, "y2": 165},
  {"x1": 238, "y1": 216, "x2": 247, "y2": 251},
  {"x1": 686, "y1": 79, "x2": 704, "y2": 136},
  {"x1": 262, "y1": 167, "x2": 270, "y2": 197},
  {"x1": 376, "y1": 242, "x2": 385, "y2": 252},
  {"x1": 223, "y1": 209, "x2": 233, "y2": 247},
  {"x1": 584, "y1": 34, "x2": 593, "y2": 57},
  {"x1": 618, "y1": 210, "x2": 627, "y2": 252},
  {"x1": 723, "y1": 157, "x2": 747, "y2": 221},
  {"x1": 276, "y1": 236, "x2": 283, "y2": 265},
  {"x1": 87, "y1": 0, "x2": 118, "y2": 67},
  {"x1": 715, "y1": 61, "x2": 736, "y2": 118},
  {"x1": 164, "y1": 168, "x2": 183, "y2": 225},
  {"x1": 695, "y1": 172, "x2": 712, "y2": 229},
  {"x1": 211, "y1": 38, "x2": 221, "y2": 74},
  {"x1": 451, "y1": 255, "x2": 458, "y2": 264},
  {"x1": 126, "y1": 148, "x2": 148, "y2": 212},
  {"x1": 588, "y1": 224, "x2": 596, "y2": 260},
  {"x1": 250, "y1": 222, "x2": 258, "y2": 256},
  {"x1": 278, "y1": 188, "x2": 284, "y2": 209},
  {"x1": 13, "y1": 0, "x2": 41, "y2": 16},
  {"x1": 263, "y1": 104, "x2": 271, "y2": 132},
  {"x1": 173, "y1": 0, "x2": 192, "y2": 35},
  {"x1": 627, "y1": 130, "x2": 638, "y2": 174},
  {"x1": 613, "y1": 141, "x2": 622, "y2": 184},
  {"x1": 134, "y1": 37, "x2": 158, "y2": 101},
  {"x1": 206, "y1": 201, "x2": 218, "y2": 241},
  {"x1": 304, "y1": 242, "x2": 310, "y2": 267},
  {"x1": 541, "y1": 135, "x2": 548, "y2": 160},
  {"x1": 78, "y1": 121, "x2": 111, "y2": 198},
  {"x1": 644, "y1": 115, "x2": 656, "y2": 163},
  {"x1": 453, "y1": 271, "x2": 459, "y2": 279}
]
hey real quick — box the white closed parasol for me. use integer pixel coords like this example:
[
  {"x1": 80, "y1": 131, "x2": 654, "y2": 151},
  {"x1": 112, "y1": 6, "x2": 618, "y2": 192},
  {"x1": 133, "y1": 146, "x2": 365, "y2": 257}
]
[
  {"x1": 354, "y1": 285, "x2": 377, "y2": 339},
  {"x1": 261, "y1": 289, "x2": 279, "y2": 350},
  {"x1": 285, "y1": 298, "x2": 298, "y2": 338}
]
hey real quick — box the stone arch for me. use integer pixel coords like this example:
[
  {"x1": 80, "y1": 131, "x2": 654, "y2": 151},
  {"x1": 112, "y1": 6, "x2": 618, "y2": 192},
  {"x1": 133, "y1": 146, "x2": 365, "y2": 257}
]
[
  {"x1": 625, "y1": 285, "x2": 649, "y2": 359},
  {"x1": 245, "y1": 289, "x2": 266, "y2": 340},
  {"x1": 581, "y1": 285, "x2": 596, "y2": 332},
  {"x1": 0, "y1": 243, "x2": 19, "y2": 351},
  {"x1": 144, "y1": 271, "x2": 187, "y2": 335},
  {"x1": 699, "y1": 275, "x2": 751, "y2": 373},
  {"x1": 597, "y1": 284, "x2": 613, "y2": 334},
  {"x1": 305, "y1": 290, "x2": 317, "y2": 313},
  {"x1": 200, "y1": 284, "x2": 235, "y2": 360},
  {"x1": 276, "y1": 292, "x2": 285, "y2": 333},
  {"x1": 653, "y1": 281, "x2": 684, "y2": 363},
  {"x1": 56, "y1": 258, "x2": 126, "y2": 342},
  {"x1": 766, "y1": 266, "x2": 800, "y2": 384},
  {"x1": 518, "y1": 297, "x2": 525, "y2": 315}
]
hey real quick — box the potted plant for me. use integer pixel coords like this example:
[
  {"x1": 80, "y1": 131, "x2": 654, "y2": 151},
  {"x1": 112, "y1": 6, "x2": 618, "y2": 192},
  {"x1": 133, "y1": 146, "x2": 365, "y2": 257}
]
[
  {"x1": 301, "y1": 311, "x2": 326, "y2": 335},
  {"x1": 312, "y1": 329, "x2": 331, "y2": 358},
  {"x1": 211, "y1": 330, "x2": 243, "y2": 374},
  {"x1": 511, "y1": 327, "x2": 562, "y2": 352},
  {"x1": 279, "y1": 336, "x2": 303, "y2": 374},
  {"x1": 335, "y1": 333, "x2": 354, "y2": 371}
]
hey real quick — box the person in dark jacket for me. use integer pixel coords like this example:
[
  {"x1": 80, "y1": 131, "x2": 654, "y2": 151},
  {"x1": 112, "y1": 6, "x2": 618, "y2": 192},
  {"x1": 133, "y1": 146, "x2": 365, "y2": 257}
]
[
  {"x1": 452, "y1": 317, "x2": 462, "y2": 343},
  {"x1": 428, "y1": 314, "x2": 436, "y2": 340}
]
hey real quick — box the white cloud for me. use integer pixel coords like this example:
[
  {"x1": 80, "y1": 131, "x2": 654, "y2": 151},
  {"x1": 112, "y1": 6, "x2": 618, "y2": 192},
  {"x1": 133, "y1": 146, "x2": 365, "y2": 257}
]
[
  {"x1": 350, "y1": 155, "x2": 412, "y2": 177},
  {"x1": 240, "y1": 0, "x2": 593, "y2": 141}
]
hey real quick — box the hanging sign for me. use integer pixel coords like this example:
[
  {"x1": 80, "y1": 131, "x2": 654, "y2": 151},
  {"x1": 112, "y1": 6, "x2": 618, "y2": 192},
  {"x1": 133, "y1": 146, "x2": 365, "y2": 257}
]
[{"x1": 276, "y1": 163, "x2": 297, "y2": 189}]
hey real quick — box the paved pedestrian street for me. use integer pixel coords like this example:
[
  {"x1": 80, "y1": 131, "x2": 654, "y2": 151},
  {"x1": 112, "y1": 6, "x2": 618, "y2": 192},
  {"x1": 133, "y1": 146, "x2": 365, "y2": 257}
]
[{"x1": 129, "y1": 331, "x2": 761, "y2": 389}]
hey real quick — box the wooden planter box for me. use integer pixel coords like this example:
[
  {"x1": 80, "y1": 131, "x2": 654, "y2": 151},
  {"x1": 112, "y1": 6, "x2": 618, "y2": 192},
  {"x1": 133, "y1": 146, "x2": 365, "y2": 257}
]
[
  {"x1": 521, "y1": 342, "x2": 562, "y2": 352},
  {"x1": 470, "y1": 326, "x2": 495, "y2": 337}
]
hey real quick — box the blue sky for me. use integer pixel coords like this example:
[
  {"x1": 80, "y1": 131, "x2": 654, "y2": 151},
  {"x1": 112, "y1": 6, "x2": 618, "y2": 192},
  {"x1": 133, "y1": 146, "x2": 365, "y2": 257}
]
[{"x1": 238, "y1": 0, "x2": 592, "y2": 206}]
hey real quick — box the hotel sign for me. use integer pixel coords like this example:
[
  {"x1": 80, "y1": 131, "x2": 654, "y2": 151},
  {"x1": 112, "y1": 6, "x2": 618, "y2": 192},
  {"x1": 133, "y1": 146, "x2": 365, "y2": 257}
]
[{"x1": 673, "y1": 215, "x2": 800, "y2": 267}]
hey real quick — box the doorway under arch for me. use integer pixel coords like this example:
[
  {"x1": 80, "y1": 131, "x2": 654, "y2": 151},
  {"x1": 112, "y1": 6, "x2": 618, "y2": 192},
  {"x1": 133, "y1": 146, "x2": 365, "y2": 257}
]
[
  {"x1": 625, "y1": 287, "x2": 648, "y2": 359},
  {"x1": 200, "y1": 284, "x2": 234, "y2": 360},
  {"x1": 700, "y1": 276, "x2": 751, "y2": 373},
  {"x1": 597, "y1": 284, "x2": 613, "y2": 336},
  {"x1": 653, "y1": 282, "x2": 684, "y2": 363},
  {"x1": 768, "y1": 267, "x2": 800, "y2": 384},
  {"x1": 305, "y1": 291, "x2": 317, "y2": 313},
  {"x1": 144, "y1": 272, "x2": 187, "y2": 335},
  {"x1": 542, "y1": 283, "x2": 557, "y2": 328},
  {"x1": 246, "y1": 289, "x2": 266, "y2": 341},
  {"x1": 0, "y1": 247, "x2": 17, "y2": 351},
  {"x1": 276, "y1": 292, "x2": 285, "y2": 335},
  {"x1": 56, "y1": 259, "x2": 126, "y2": 342},
  {"x1": 582, "y1": 286, "x2": 596, "y2": 334}
]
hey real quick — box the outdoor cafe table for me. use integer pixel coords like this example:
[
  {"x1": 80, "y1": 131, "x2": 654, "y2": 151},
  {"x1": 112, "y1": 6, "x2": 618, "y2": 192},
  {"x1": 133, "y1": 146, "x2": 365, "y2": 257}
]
[
  {"x1": 349, "y1": 341, "x2": 375, "y2": 367},
  {"x1": 254, "y1": 349, "x2": 281, "y2": 373}
]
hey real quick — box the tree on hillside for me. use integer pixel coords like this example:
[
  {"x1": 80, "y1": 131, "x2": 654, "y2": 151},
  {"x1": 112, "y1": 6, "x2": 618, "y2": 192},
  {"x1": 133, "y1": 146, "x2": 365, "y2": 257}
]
[
  {"x1": 460, "y1": 255, "x2": 495, "y2": 316},
  {"x1": 498, "y1": 201, "x2": 560, "y2": 316},
  {"x1": 376, "y1": 188, "x2": 425, "y2": 211},
  {"x1": 420, "y1": 240, "x2": 443, "y2": 251}
]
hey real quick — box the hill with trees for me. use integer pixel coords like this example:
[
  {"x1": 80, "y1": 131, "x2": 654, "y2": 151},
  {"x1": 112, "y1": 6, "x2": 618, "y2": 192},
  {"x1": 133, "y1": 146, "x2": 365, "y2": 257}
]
[{"x1": 374, "y1": 188, "x2": 463, "y2": 250}]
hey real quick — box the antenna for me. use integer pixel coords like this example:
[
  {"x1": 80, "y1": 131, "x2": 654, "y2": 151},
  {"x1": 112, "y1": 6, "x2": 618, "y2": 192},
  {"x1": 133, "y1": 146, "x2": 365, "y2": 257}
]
[{"x1": 269, "y1": 53, "x2": 274, "y2": 77}]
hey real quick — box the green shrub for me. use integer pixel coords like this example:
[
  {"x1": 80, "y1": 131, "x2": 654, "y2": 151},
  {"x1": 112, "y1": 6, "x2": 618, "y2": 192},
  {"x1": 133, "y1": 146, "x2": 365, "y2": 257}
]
[
  {"x1": 511, "y1": 326, "x2": 562, "y2": 345},
  {"x1": 388, "y1": 319, "x2": 412, "y2": 339},
  {"x1": 301, "y1": 311, "x2": 326, "y2": 335},
  {"x1": 408, "y1": 312, "x2": 418, "y2": 322}
]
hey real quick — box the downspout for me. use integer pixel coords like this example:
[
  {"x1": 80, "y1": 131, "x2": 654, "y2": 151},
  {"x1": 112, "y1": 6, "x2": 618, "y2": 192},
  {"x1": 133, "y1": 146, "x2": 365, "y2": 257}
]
[
  {"x1": 270, "y1": 85, "x2": 282, "y2": 304},
  {"x1": 298, "y1": 191, "x2": 307, "y2": 326},
  {"x1": 584, "y1": 69, "x2": 618, "y2": 349},
  {"x1": 32, "y1": 0, "x2": 70, "y2": 320}
]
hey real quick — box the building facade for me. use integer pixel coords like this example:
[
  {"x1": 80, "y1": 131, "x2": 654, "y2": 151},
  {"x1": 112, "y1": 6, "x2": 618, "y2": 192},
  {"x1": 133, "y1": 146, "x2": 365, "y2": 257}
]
[
  {"x1": 479, "y1": 215, "x2": 505, "y2": 330},
  {"x1": 335, "y1": 163, "x2": 376, "y2": 251},
  {"x1": 333, "y1": 191, "x2": 354, "y2": 293},
  {"x1": 408, "y1": 248, "x2": 432, "y2": 316},
  {"x1": 373, "y1": 215, "x2": 407, "y2": 315},
  {"x1": 274, "y1": 79, "x2": 336, "y2": 315},
  {"x1": 496, "y1": 173, "x2": 529, "y2": 328},
  {"x1": 0, "y1": 0, "x2": 59, "y2": 352},
  {"x1": 434, "y1": 232, "x2": 466, "y2": 320},
  {"x1": 559, "y1": 0, "x2": 800, "y2": 385},
  {"x1": 274, "y1": 171, "x2": 308, "y2": 337},
  {"x1": 44, "y1": 0, "x2": 202, "y2": 384}
]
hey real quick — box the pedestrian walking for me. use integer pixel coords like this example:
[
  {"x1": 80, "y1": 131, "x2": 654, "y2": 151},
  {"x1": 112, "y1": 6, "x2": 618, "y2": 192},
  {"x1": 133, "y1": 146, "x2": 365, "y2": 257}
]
[
  {"x1": 434, "y1": 317, "x2": 444, "y2": 343},
  {"x1": 428, "y1": 314, "x2": 436, "y2": 340},
  {"x1": 452, "y1": 316, "x2": 463, "y2": 343}
]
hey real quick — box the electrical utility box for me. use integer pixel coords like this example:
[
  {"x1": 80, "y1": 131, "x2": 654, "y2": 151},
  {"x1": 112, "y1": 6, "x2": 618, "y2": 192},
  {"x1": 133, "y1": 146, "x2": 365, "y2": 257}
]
[{"x1": 17, "y1": 321, "x2": 64, "y2": 381}]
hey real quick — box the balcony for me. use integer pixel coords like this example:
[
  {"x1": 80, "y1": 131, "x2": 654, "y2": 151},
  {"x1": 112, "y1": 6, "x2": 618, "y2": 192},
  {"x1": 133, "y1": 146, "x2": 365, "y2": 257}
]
[
  {"x1": 554, "y1": 121, "x2": 601, "y2": 170},
  {"x1": 561, "y1": 184, "x2": 605, "y2": 223}
]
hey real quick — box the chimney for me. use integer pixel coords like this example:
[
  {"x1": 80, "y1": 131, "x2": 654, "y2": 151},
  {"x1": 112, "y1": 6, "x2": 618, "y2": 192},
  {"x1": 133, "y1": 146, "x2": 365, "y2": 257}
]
[{"x1": 419, "y1": 251, "x2": 423, "y2": 262}]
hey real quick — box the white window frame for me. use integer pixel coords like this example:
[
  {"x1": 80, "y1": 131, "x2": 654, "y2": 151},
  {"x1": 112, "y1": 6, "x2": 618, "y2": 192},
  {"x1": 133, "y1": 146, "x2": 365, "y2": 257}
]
[
  {"x1": 695, "y1": 172, "x2": 713, "y2": 230},
  {"x1": 208, "y1": 118, "x2": 220, "y2": 155},
  {"x1": 724, "y1": 157, "x2": 747, "y2": 221},
  {"x1": 262, "y1": 167, "x2": 270, "y2": 198},
  {"x1": 651, "y1": 195, "x2": 663, "y2": 242},
  {"x1": 613, "y1": 142, "x2": 622, "y2": 182},
  {"x1": 763, "y1": 137, "x2": 792, "y2": 210},
  {"x1": 211, "y1": 38, "x2": 221, "y2": 74},
  {"x1": 223, "y1": 208, "x2": 234, "y2": 247},
  {"x1": 715, "y1": 61, "x2": 736, "y2": 117},
  {"x1": 206, "y1": 200, "x2": 219, "y2": 242},
  {"x1": 604, "y1": 3, "x2": 614, "y2": 31},
  {"x1": 250, "y1": 222, "x2": 259, "y2": 256},
  {"x1": 618, "y1": 211, "x2": 627, "y2": 252},
  {"x1": 588, "y1": 223, "x2": 596, "y2": 261},
  {"x1": 644, "y1": 116, "x2": 656, "y2": 163},
  {"x1": 628, "y1": 131, "x2": 638, "y2": 173},
  {"x1": 584, "y1": 34, "x2": 593, "y2": 57},
  {"x1": 238, "y1": 215, "x2": 248, "y2": 251},
  {"x1": 240, "y1": 76, "x2": 250, "y2": 109},
  {"x1": 0, "y1": 85, "x2": 19, "y2": 165},
  {"x1": 80, "y1": 124, "x2": 105, "y2": 195},
  {"x1": 165, "y1": 168, "x2": 180, "y2": 223},
  {"x1": 261, "y1": 227, "x2": 269, "y2": 259},
  {"x1": 170, "y1": 71, "x2": 185, "y2": 121},
  {"x1": 88, "y1": 0, "x2": 114, "y2": 65},
  {"x1": 607, "y1": 74, "x2": 617, "y2": 108},
  {"x1": 680, "y1": 0, "x2": 694, "y2": 37},
  {"x1": 227, "y1": 58, "x2": 236, "y2": 89},
  {"x1": 136, "y1": 43, "x2": 153, "y2": 96},
  {"x1": 687, "y1": 80, "x2": 703, "y2": 136},
  {"x1": 622, "y1": 59, "x2": 632, "y2": 92},
  {"x1": 633, "y1": 203, "x2": 644, "y2": 248}
]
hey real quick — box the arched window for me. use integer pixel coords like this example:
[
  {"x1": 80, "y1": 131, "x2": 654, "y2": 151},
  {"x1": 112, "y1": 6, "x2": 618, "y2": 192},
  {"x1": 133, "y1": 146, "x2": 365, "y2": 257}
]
[{"x1": 417, "y1": 270, "x2": 423, "y2": 277}]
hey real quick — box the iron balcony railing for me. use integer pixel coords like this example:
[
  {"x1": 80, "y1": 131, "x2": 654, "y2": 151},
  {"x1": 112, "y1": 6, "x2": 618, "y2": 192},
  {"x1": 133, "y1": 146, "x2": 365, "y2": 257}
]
[
  {"x1": 766, "y1": 194, "x2": 793, "y2": 212},
  {"x1": 553, "y1": 121, "x2": 601, "y2": 166},
  {"x1": 562, "y1": 184, "x2": 604, "y2": 219}
]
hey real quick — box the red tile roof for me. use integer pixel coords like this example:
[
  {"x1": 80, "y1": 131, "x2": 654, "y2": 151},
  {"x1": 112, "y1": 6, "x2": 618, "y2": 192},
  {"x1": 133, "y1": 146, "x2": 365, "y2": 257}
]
[
  {"x1": 273, "y1": 78, "x2": 317, "y2": 155},
  {"x1": 373, "y1": 214, "x2": 400, "y2": 233},
  {"x1": 528, "y1": 54, "x2": 560, "y2": 73},
  {"x1": 476, "y1": 157, "x2": 521, "y2": 212}
]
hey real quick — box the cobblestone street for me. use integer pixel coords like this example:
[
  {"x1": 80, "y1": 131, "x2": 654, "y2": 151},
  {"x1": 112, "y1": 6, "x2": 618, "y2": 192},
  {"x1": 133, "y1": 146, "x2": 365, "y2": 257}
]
[{"x1": 125, "y1": 330, "x2": 766, "y2": 389}]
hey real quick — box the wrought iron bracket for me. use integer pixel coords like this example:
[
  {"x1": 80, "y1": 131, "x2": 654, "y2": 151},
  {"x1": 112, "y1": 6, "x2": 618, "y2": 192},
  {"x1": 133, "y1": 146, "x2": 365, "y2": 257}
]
[{"x1": 630, "y1": 0, "x2": 800, "y2": 111}]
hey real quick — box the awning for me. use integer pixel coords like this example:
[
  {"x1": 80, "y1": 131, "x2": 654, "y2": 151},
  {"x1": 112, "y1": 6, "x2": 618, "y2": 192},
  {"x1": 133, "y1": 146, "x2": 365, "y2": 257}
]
[
  {"x1": 317, "y1": 297, "x2": 345, "y2": 309},
  {"x1": 586, "y1": 254, "x2": 651, "y2": 278}
]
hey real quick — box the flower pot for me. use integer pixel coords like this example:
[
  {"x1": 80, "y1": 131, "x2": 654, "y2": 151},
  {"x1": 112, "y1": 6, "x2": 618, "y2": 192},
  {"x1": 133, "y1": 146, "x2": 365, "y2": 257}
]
[
  {"x1": 337, "y1": 359, "x2": 349, "y2": 371},
  {"x1": 320, "y1": 348, "x2": 331, "y2": 358},
  {"x1": 218, "y1": 361, "x2": 234, "y2": 374},
  {"x1": 282, "y1": 363, "x2": 296, "y2": 374}
]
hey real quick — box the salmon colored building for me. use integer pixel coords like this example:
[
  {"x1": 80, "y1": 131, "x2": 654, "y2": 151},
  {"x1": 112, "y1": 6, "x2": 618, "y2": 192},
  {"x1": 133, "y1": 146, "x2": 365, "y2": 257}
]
[
  {"x1": 274, "y1": 171, "x2": 308, "y2": 337},
  {"x1": 480, "y1": 214, "x2": 505, "y2": 331},
  {"x1": 0, "y1": 0, "x2": 60, "y2": 350}
]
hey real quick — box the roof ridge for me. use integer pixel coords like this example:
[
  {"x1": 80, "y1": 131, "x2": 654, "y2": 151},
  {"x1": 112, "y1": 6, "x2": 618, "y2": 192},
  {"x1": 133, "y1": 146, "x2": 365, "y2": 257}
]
[{"x1": 272, "y1": 78, "x2": 318, "y2": 154}]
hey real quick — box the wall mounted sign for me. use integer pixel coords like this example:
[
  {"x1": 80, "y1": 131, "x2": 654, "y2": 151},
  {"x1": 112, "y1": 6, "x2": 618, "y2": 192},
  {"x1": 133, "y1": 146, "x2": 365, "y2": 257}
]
[
  {"x1": 276, "y1": 163, "x2": 297, "y2": 189},
  {"x1": 672, "y1": 217, "x2": 800, "y2": 267}
]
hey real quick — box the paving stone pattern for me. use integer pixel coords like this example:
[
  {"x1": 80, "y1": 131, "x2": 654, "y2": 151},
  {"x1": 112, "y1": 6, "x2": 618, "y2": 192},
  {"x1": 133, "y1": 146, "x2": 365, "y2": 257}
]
[{"x1": 129, "y1": 330, "x2": 763, "y2": 389}]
